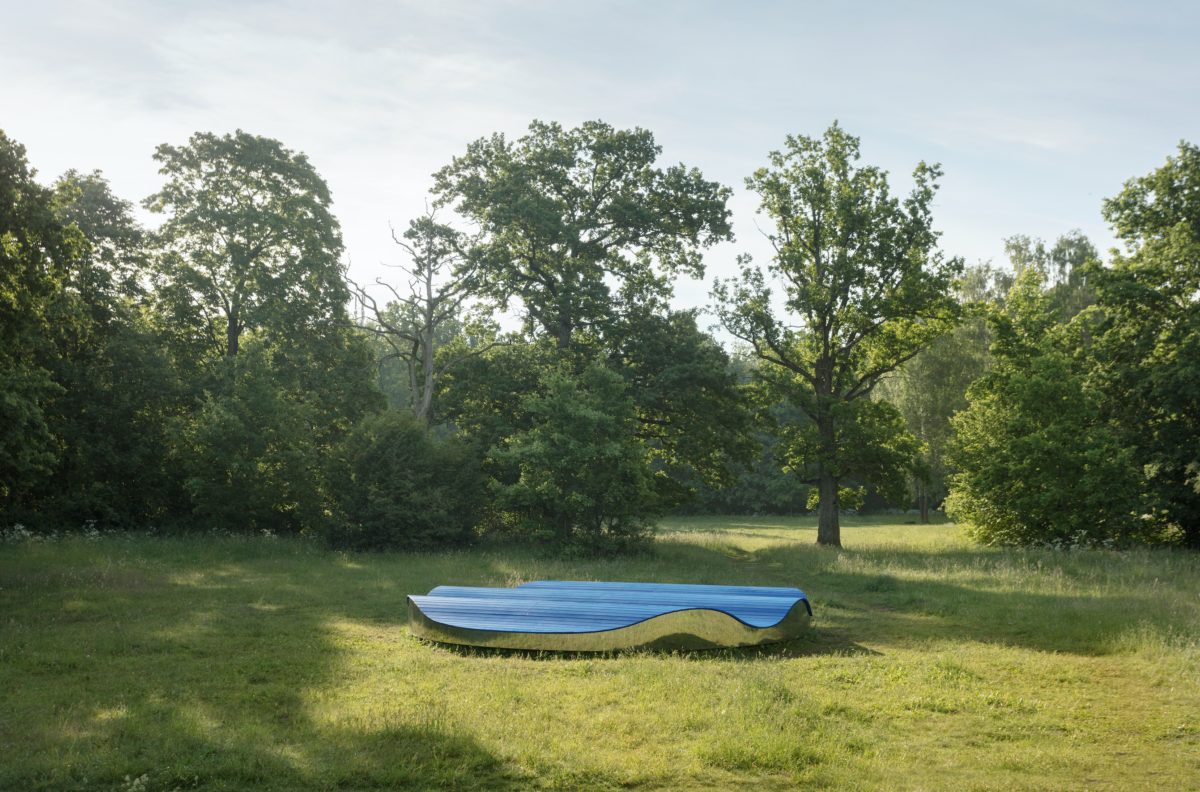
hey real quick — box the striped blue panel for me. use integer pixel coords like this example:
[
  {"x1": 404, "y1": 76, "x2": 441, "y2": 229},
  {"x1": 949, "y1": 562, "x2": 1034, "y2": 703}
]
[
  {"x1": 519, "y1": 580, "x2": 806, "y2": 598},
  {"x1": 411, "y1": 581, "x2": 809, "y2": 634}
]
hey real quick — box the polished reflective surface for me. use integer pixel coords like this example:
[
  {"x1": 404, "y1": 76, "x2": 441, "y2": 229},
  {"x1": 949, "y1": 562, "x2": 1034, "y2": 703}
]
[{"x1": 407, "y1": 593, "x2": 812, "y2": 652}]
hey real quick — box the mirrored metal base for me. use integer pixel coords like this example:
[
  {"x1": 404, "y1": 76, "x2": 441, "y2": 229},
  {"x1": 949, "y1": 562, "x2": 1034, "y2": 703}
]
[{"x1": 407, "y1": 597, "x2": 812, "y2": 652}]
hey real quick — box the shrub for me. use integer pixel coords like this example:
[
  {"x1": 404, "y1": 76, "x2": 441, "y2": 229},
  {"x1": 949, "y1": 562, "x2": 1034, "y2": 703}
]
[
  {"x1": 173, "y1": 351, "x2": 326, "y2": 534},
  {"x1": 945, "y1": 272, "x2": 1144, "y2": 546},
  {"x1": 490, "y1": 363, "x2": 658, "y2": 552},
  {"x1": 328, "y1": 411, "x2": 484, "y2": 550}
]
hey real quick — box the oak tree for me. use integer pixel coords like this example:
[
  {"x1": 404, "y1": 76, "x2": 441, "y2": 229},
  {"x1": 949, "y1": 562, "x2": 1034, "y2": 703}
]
[
  {"x1": 432, "y1": 120, "x2": 732, "y2": 352},
  {"x1": 714, "y1": 123, "x2": 961, "y2": 546},
  {"x1": 145, "y1": 130, "x2": 348, "y2": 360}
]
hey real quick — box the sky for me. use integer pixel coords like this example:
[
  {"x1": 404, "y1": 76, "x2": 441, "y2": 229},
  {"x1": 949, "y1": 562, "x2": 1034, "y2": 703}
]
[{"x1": 4, "y1": 0, "x2": 1198, "y2": 322}]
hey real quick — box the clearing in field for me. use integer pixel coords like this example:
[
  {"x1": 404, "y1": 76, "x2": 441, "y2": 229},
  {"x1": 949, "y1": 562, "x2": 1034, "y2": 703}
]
[{"x1": 2, "y1": 516, "x2": 1198, "y2": 790}]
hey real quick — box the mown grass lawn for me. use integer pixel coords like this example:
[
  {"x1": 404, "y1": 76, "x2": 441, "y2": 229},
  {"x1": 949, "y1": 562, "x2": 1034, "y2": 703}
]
[{"x1": 2, "y1": 516, "x2": 1198, "y2": 790}]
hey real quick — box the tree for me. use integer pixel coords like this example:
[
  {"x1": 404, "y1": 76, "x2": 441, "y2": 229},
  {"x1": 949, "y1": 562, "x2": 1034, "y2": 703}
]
[
  {"x1": 432, "y1": 119, "x2": 732, "y2": 351},
  {"x1": 1003, "y1": 231, "x2": 1098, "y2": 320},
  {"x1": 144, "y1": 131, "x2": 381, "y2": 532},
  {"x1": 53, "y1": 169, "x2": 149, "y2": 302},
  {"x1": 492, "y1": 363, "x2": 659, "y2": 551},
  {"x1": 681, "y1": 353, "x2": 815, "y2": 516},
  {"x1": 436, "y1": 337, "x2": 553, "y2": 457},
  {"x1": 1087, "y1": 141, "x2": 1200, "y2": 546},
  {"x1": 945, "y1": 270, "x2": 1143, "y2": 546},
  {"x1": 429, "y1": 120, "x2": 749, "y2": 545},
  {"x1": 0, "y1": 131, "x2": 79, "y2": 509},
  {"x1": 327, "y1": 410, "x2": 485, "y2": 550},
  {"x1": 713, "y1": 123, "x2": 962, "y2": 546},
  {"x1": 875, "y1": 327, "x2": 986, "y2": 521},
  {"x1": 172, "y1": 345, "x2": 326, "y2": 533},
  {"x1": 144, "y1": 130, "x2": 348, "y2": 360},
  {"x1": 604, "y1": 307, "x2": 756, "y2": 503},
  {"x1": 34, "y1": 170, "x2": 184, "y2": 525},
  {"x1": 756, "y1": 363, "x2": 923, "y2": 515},
  {"x1": 876, "y1": 263, "x2": 1000, "y2": 521},
  {"x1": 351, "y1": 212, "x2": 495, "y2": 424}
]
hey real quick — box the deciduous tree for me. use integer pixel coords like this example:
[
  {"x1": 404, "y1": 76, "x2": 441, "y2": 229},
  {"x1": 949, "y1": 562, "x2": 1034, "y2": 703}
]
[
  {"x1": 432, "y1": 120, "x2": 732, "y2": 352},
  {"x1": 1087, "y1": 141, "x2": 1200, "y2": 546},
  {"x1": 945, "y1": 270, "x2": 1142, "y2": 546},
  {"x1": 491, "y1": 363, "x2": 658, "y2": 551},
  {"x1": 714, "y1": 123, "x2": 961, "y2": 546},
  {"x1": 604, "y1": 307, "x2": 756, "y2": 501},
  {"x1": 351, "y1": 212, "x2": 495, "y2": 424},
  {"x1": 145, "y1": 130, "x2": 348, "y2": 360},
  {"x1": 0, "y1": 131, "x2": 78, "y2": 507}
]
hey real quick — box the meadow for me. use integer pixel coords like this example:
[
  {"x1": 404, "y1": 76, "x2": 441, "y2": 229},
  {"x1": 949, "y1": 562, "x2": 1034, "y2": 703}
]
[{"x1": 2, "y1": 516, "x2": 1197, "y2": 791}]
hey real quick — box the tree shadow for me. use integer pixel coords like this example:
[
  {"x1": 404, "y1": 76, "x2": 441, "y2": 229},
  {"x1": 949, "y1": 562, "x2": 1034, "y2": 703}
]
[
  {"x1": 0, "y1": 543, "x2": 526, "y2": 791},
  {"x1": 436, "y1": 537, "x2": 1179, "y2": 658},
  {"x1": 742, "y1": 541, "x2": 1180, "y2": 656}
]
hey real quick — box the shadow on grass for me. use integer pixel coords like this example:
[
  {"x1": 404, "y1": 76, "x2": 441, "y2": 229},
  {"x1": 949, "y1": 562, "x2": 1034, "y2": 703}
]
[
  {"x1": 417, "y1": 627, "x2": 876, "y2": 661},
  {"x1": 0, "y1": 543, "x2": 528, "y2": 791},
  {"x1": 740, "y1": 540, "x2": 1187, "y2": 657},
  {"x1": 448, "y1": 536, "x2": 1183, "y2": 659},
  {"x1": 362, "y1": 536, "x2": 1190, "y2": 662}
]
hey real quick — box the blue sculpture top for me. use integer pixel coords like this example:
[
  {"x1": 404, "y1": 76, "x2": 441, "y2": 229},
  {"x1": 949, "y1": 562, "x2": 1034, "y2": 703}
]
[{"x1": 408, "y1": 580, "x2": 811, "y2": 634}]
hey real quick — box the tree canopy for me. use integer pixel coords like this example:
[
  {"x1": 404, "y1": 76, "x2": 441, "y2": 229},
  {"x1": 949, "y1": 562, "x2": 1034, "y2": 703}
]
[
  {"x1": 714, "y1": 123, "x2": 962, "y2": 546},
  {"x1": 0, "y1": 131, "x2": 78, "y2": 505},
  {"x1": 145, "y1": 130, "x2": 348, "y2": 360},
  {"x1": 945, "y1": 270, "x2": 1143, "y2": 546},
  {"x1": 3, "y1": 120, "x2": 1197, "y2": 555},
  {"x1": 1087, "y1": 141, "x2": 1200, "y2": 546},
  {"x1": 432, "y1": 119, "x2": 732, "y2": 350}
]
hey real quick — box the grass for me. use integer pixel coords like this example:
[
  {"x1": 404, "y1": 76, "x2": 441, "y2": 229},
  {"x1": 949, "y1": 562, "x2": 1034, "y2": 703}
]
[{"x1": 1, "y1": 515, "x2": 1198, "y2": 791}]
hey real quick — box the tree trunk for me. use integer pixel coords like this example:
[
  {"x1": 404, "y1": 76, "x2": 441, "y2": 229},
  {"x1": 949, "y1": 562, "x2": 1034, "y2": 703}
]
[
  {"x1": 416, "y1": 326, "x2": 434, "y2": 424},
  {"x1": 225, "y1": 311, "x2": 240, "y2": 358},
  {"x1": 817, "y1": 471, "x2": 840, "y2": 546},
  {"x1": 555, "y1": 321, "x2": 571, "y2": 350},
  {"x1": 919, "y1": 481, "x2": 930, "y2": 524},
  {"x1": 813, "y1": 354, "x2": 841, "y2": 547},
  {"x1": 815, "y1": 409, "x2": 841, "y2": 547}
]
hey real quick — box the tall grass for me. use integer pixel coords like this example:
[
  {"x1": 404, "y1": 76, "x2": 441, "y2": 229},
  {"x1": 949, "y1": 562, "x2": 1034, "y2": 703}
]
[{"x1": 1, "y1": 517, "x2": 1197, "y2": 790}]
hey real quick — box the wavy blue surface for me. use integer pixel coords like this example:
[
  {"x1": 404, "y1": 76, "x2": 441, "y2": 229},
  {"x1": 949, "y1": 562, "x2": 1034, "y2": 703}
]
[{"x1": 410, "y1": 581, "x2": 810, "y2": 634}]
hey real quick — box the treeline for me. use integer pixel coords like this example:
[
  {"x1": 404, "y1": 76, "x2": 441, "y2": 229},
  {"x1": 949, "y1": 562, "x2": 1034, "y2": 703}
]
[
  {"x1": 1, "y1": 122, "x2": 1197, "y2": 550},
  {"x1": 0, "y1": 123, "x2": 754, "y2": 551}
]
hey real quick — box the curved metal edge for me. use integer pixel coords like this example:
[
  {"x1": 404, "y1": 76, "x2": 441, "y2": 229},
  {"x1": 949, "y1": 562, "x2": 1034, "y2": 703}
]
[{"x1": 406, "y1": 596, "x2": 812, "y2": 652}]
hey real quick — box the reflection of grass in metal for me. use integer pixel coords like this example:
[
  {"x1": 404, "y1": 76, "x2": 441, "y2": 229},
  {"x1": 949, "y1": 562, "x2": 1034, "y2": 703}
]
[
  {"x1": 409, "y1": 595, "x2": 812, "y2": 652},
  {"x1": 1, "y1": 519, "x2": 1197, "y2": 790}
]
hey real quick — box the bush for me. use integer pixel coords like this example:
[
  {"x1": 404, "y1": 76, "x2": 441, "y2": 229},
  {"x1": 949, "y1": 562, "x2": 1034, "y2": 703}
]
[
  {"x1": 173, "y1": 351, "x2": 325, "y2": 534},
  {"x1": 945, "y1": 350, "x2": 1143, "y2": 546},
  {"x1": 328, "y1": 411, "x2": 484, "y2": 550},
  {"x1": 945, "y1": 273, "x2": 1144, "y2": 546},
  {"x1": 490, "y1": 363, "x2": 658, "y2": 552}
]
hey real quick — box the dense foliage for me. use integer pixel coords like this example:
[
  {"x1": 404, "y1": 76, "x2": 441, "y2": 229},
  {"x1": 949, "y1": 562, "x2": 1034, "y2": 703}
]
[
  {"x1": 0, "y1": 131, "x2": 79, "y2": 509},
  {"x1": 945, "y1": 271, "x2": 1144, "y2": 546},
  {"x1": 431, "y1": 119, "x2": 732, "y2": 350},
  {"x1": 1088, "y1": 142, "x2": 1200, "y2": 547},
  {"x1": 491, "y1": 363, "x2": 659, "y2": 551},
  {"x1": 1, "y1": 120, "x2": 1197, "y2": 551},
  {"x1": 944, "y1": 144, "x2": 1200, "y2": 548},
  {"x1": 328, "y1": 410, "x2": 484, "y2": 550}
]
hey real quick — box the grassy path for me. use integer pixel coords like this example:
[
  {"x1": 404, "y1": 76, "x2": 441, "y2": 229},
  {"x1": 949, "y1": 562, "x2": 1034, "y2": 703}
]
[{"x1": 2, "y1": 517, "x2": 1197, "y2": 790}]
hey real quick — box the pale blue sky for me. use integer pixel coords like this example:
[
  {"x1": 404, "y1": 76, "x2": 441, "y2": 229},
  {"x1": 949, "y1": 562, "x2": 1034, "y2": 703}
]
[{"x1": 4, "y1": 0, "x2": 1197, "y2": 315}]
